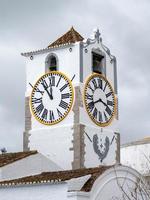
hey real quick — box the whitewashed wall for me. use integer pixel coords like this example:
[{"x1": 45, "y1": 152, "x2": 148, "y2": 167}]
[
  {"x1": 26, "y1": 44, "x2": 79, "y2": 170},
  {"x1": 0, "y1": 183, "x2": 68, "y2": 200},
  {"x1": 26, "y1": 44, "x2": 80, "y2": 97},
  {"x1": 29, "y1": 127, "x2": 74, "y2": 170},
  {"x1": 0, "y1": 153, "x2": 61, "y2": 181},
  {"x1": 84, "y1": 127, "x2": 119, "y2": 167},
  {"x1": 121, "y1": 142, "x2": 150, "y2": 175}
]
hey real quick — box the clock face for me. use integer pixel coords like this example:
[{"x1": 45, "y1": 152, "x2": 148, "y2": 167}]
[
  {"x1": 30, "y1": 71, "x2": 74, "y2": 125},
  {"x1": 84, "y1": 73, "x2": 116, "y2": 127}
]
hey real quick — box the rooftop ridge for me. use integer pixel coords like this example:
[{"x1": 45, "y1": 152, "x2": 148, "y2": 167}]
[
  {"x1": 0, "y1": 150, "x2": 38, "y2": 167},
  {"x1": 48, "y1": 27, "x2": 84, "y2": 48},
  {"x1": 0, "y1": 166, "x2": 111, "y2": 191}
]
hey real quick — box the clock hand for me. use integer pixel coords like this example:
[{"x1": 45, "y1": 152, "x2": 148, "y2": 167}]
[
  {"x1": 42, "y1": 84, "x2": 53, "y2": 100},
  {"x1": 93, "y1": 98, "x2": 107, "y2": 107},
  {"x1": 29, "y1": 82, "x2": 44, "y2": 95},
  {"x1": 46, "y1": 88, "x2": 53, "y2": 100},
  {"x1": 99, "y1": 99, "x2": 107, "y2": 107},
  {"x1": 93, "y1": 99, "x2": 101, "y2": 104},
  {"x1": 49, "y1": 86, "x2": 53, "y2": 99}
]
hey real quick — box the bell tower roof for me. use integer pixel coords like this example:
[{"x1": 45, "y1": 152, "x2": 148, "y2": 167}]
[
  {"x1": 21, "y1": 27, "x2": 84, "y2": 57},
  {"x1": 48, "y1": 27, "x2": 84, "y2": 48}
]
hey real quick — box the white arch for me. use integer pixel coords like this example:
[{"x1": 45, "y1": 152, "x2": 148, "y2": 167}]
[{"x1": 90, "y1": 165, "x2": 147, "y2": 200}]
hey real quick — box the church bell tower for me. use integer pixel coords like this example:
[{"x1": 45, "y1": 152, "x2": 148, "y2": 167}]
[{"x1": 22, "y1": 27, "x2": 120, "y2": 170}]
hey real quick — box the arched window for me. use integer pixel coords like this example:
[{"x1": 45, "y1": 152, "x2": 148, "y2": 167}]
[{"x1": 45, "y1": 54, "x2": 58, "y2": 72}]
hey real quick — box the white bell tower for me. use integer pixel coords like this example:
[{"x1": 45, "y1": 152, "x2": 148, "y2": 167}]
[{"x1": 22, "y1": 27, "x2": 120, "y2": 170}]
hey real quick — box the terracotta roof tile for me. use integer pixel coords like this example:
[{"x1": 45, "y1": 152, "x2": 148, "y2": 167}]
[
  {"x1": 0, "y1": 166, "x2": 111, "y2": 191},
  {"x1": 48, "y1": 27, "x2": 84, "y2": 48},
  {"x1": 0, "y1": 151, "x2": 37, "y2": 167}
]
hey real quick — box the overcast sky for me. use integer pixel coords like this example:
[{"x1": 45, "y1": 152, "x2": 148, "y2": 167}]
[{"x1": 0, "y1": 0, "x2": 150, "y2": 152}]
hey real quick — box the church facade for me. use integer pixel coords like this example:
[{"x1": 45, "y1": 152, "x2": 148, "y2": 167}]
[{"x1": 0, "y1": 27, "x2": 149, "y2": 200}]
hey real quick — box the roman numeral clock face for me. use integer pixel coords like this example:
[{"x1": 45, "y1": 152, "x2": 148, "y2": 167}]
[
  {"x1": 30, "y1": 72, "x2": 74, "y2": 125},
  {"x1": 84, "y1": 73, "x2": 116, "y2": 127}
]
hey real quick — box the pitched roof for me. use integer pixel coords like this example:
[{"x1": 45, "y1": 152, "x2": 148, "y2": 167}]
[
  {"x1": 122, "y1": 136, "x2": 150, "y2": 148},
  {"x1": 48, "y1": 27, "x2": 84, "y2": 48},
  {"x1": 21, "y1": 27, "x2": 84, "y2": 57},
  {"x1": 0, "y1": 151, "x2": 38, "y2": 167},
  {"x1": 0, "y1": 166, "x2": 111, "y2": 191}
]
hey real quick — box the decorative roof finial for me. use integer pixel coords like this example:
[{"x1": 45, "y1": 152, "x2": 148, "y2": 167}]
[
  {"x1": 70, "y1": 26, "x2": 74, "y2": 30},
  {"x1": 92, "y1": 28, "x2": 101, "y2": 43}
]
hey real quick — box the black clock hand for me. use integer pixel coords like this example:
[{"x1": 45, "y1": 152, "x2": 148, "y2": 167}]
[
  {"x1": 100, "y1": 99, "x2": 112, "y2": 116},
  {"x1": 29, "y1": 82, "x2": 44, "y2": 95},
  {"x1": 93, "y1": 98, "x2": 107, "y2": 107},
  {"x1": 99, "y1": 99, "x2": 107, "y2": 107},
  {"x1": 42, "y1": 84, "x2": 53, "y2": 100},
  {"x1": 46, "y1": 88, "x2": 53, "y2": 100},
  {"x1": 49, "y1": 86, "x2": 53, "y2": 99},
  {"x1": 93, "y1": 98, "x2": 101, "y2": 104}
]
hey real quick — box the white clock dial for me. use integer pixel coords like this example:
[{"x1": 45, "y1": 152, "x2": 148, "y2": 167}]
[
  {"x1": 84, "y1": 73, "x2": 116, "y2": 127},
  {"x1": 30, "y1": 71, "x2": 74, "y2": 125}
]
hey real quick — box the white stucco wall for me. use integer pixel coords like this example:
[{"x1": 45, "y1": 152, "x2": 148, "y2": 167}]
[
  {"x1": 0, "y1": 183, "x2": 68, "y2": 200},
  {"x1": 26, "y1": 44, "x2": 79, "y2": 169},
  {"x1": 84, "y1": 127, "x2": 119, "y2": 167},
  {"x1": 29, "y1": 126, "x2": 74, "y2": 170},
  {"x1": 26, "y1": 44, "x2": 80, "y2": 97},
  {"x1": 0, "y1": 153, "x2": 62, "y2": 181},
  {"x1": 121, "y1": 142, "x2": 150, "y2": 175}
]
